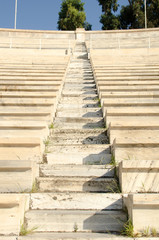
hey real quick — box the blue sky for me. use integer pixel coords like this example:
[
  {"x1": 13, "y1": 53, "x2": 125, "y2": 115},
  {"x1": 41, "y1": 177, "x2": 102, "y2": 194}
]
[{"x1": 0, "y1": 0, "x2": 128, "y2": 31}]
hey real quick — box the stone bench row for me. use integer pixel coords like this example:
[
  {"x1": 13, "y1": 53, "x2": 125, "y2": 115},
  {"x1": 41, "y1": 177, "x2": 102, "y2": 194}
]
[
  {"x1": 0, "y1": 192, "x2": 158, "y2": 235},
  {"x1": 90, "y1": 53, "x2": 159, "y2": 234},
  {"x1": 0, "y1": 55, "x2": 69, "y2": 198}
]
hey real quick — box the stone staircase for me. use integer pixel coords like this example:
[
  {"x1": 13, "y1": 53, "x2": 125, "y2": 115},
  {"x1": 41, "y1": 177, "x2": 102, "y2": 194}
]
[{"x1": 20, "y1": 42, "x2": 127, "y2": 239}]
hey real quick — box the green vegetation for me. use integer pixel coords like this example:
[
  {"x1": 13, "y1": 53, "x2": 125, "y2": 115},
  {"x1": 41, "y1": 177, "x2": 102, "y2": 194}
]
[
  {"x1": 97, "y1": 0, "x2": 120, "y2": 30},
  {"x1": 20, "y1": 223, "x2": 38, "y2": 236},
  {"x1": 97, "y1": 0, "x2": 159, "y2": 29},
  {"x1": 121, "y1": 219, "x2": 134, "y2": 237},
  {"x1": 73, "y1": 223, "x2": 78, "y2": 232},
  {"x1": 58, "y1": 0, "x2": 91, "y2": 30},
  {"x1": 30, "y1": 180, "x2": 39, "y2": 193}
]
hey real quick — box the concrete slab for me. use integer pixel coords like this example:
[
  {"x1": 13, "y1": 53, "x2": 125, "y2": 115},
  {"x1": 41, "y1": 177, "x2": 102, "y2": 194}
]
[
  {"x1": 30, "y1": 193, "x2": 123, "y2": 210},
  {"x1": 26, "y1": 209, "x2": 126, "y2": 232},
  {"x1": 40, "y1": 164, "x2": 114, "y2": 177},
  {"x1": 38, "y1": 176, "x2": 116, "y2": 192}
]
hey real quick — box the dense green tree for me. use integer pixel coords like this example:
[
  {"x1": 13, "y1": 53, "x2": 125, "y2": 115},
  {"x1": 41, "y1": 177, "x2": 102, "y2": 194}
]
[
  {"x1": 120, "y1": 0, "x2": 159, "y2": 29},
  {"x1": 97, "y1": 0, "x2": 120, "y2": 30},
  {"x1": 147, "y1": 0, "x2": 159, "y2": 27},
  {"x1": 120, "y1": 0, "x2": 145, "y2": 29},
  {"x1": 58, "y1": 0, "x2": 91, "y2": 30}
]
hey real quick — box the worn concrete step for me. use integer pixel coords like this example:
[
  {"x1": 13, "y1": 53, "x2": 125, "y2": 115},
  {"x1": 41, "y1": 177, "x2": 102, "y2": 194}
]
[
  {"x1": 64, "y1": 84, "x2": 96, "y2": 90},
  {"x1": 62, "y1": 90, "x2": 97, "y2": 96},
  {"x1": 66, "y1": 76, "x2": 94, "y2": 81},
  {"x1": 60, "y1": 95, "x2": 98, "y2": 101},
  {"x1": 66, "y1": 71, "x2": 93, "y2": 75},
  {"x1": 38, "y1": 176, "x2": 117, "y2": 193},
  {"x1": 25, "y1": 209, "x2": 126, "y2": 232},
  {"x1": 64, "y1": 82, "x2": 95, "y2": 88},
  {"x1": 18, "y1": 232, "x2": 135, "y2": 240},
  {"x1": 58, "y1": 102, "x2": 100, "y2": 109},
  {"x1": 65, "y1": 78, "x2": 94, "y2": 83},
  {"x1": 56, "y1": 108, "x2": 103, "y2": 118},
  {"x1": 59, "y1": 98, "x2": 99, "y2": 105},
  {"x1": 30, "y1": 193, "x2": 122, "y2": 210},
  {"x1": 40, "y1": 164, "x2": 114, "y2": 177},
  {"x1": 46, "y1": 144, "x2": 110, "y2": 165},
  {"x1": 54, "y1": 117, "x2": 105, "y2": 129},
  {"x1": 49, "y1": 129, "x2": 107, "y2": 145}
]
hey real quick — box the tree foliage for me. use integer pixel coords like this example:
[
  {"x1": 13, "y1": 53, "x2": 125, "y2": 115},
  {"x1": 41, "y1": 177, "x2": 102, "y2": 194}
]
[
  {"x1": 120, "y1": 0, "x2": 145, "y2": 29},
  {"x1": 98, "y1": 0, "x2": 159, "y2": 30},
  {"x1": 97, "y1": 0, "x2": 120, "y2": 30},
  {"x1": 58, "y1": 0, "x2": 91, "y2": 30}
]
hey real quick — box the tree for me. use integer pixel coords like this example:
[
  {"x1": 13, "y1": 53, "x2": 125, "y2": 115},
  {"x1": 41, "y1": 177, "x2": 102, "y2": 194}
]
[
  {"x1": 120, "y1": 0, "x2": 145, "y2": 29},
  {"x1": 119, "y1": 0, "x2": 159, "y2": 29},
  {"x1": 147, "y1": 0, "x2": 159, "y2": 28},
  {"x1": 97, "y1": 0, "x2": 120, "y2": 30},
  {"x1": 58, "y1": 0, "x2": 91, "y2": 30}
]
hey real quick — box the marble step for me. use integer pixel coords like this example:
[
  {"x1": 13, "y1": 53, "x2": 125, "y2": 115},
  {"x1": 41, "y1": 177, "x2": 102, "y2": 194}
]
[
  {"x1": 56, "y1": 108, "x2": 103, "y2": 118},
  {"x1": 38, "y1": 176, "x2": 118, "y2": 192},
  {"x1": 40, "y1": 164, "x2": 114, "y2": 177},
  {"x1": 46, "y1": 144, "x2": 111, "y2": 165},
  {"x1": 25, "y1": 209, "x2": 126, "y2": 232},
  {"x1": 60, "y1": 96, "x2": 98, "y2": 102},
  {"x1": 58, "y1": 102, "x2": 101, "y2": 108},
  {"x1": 18, "y1": 232, "x2": 134, "y2": 240},
  {"x1": 30, "y1": 193, "x2": 122, "y2": 210},
  {"x1": 53, "y1": 117, "x2": 105, "y2": 129},
  {"x1": 49, "y1": 129, "x2": 107, "y2": 145}
]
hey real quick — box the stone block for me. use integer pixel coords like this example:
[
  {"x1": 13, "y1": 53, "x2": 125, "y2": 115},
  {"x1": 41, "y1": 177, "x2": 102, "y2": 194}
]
[
  {"x1": 119, "y1": 160, "x2": 159, "y2": 193},
  {"x1": 0, "y1": 194, "x2": 29, "y2": 235},
  {"x1": 0, "y1": 160, "x2": 39, "y2": 193},
  {"x1": 0, "y1": 137, "x2": 44, "y2": 162},
  {"x1": 112, "y1": 138, "x2": 159, "y2": 163},
  {"x1": 124, "y1": 194, "x2": 159, "y2": 233},
  {"x1": 108, "y1": 123, "x2": 159, "y2": 144}
]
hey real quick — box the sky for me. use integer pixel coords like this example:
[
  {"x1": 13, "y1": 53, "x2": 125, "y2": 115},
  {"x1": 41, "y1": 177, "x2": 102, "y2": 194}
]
[{"x1": 0, "y1": 0, "x2": 128, "y2": 31}]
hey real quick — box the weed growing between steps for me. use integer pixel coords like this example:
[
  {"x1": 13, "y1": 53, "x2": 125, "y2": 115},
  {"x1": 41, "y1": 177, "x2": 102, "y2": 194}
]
[
  {"x1": 73, "y1": 223, "x2": 78, "y2": 232},
  {"x1": 121, "y1": 220, "x2": 159, "y2": 237},
  {"x1": 43, "y1": 137, "x2": 51, "y2": 154},
  {"x1": 121, "y1": 219, "x2": 134, "y2": 237},
  {"x1": 20, "y1": 223, "x2": 38, "y2": 236},
  {"x1": 105, "y1": 155, "x2": 121, "y2": 193},
  {"x1": 49, "y1": 123, "x2": 54, "y2": 129}
]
